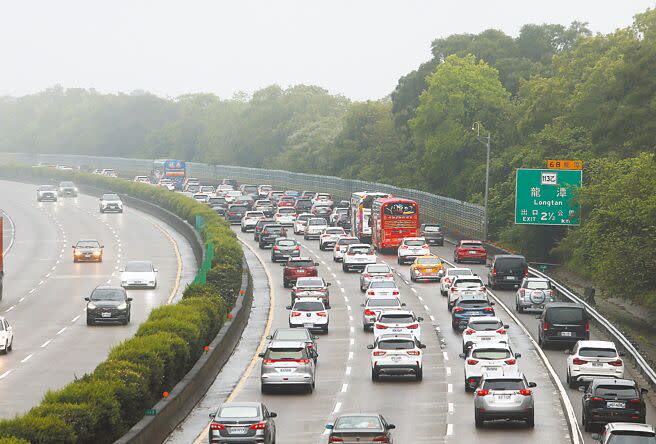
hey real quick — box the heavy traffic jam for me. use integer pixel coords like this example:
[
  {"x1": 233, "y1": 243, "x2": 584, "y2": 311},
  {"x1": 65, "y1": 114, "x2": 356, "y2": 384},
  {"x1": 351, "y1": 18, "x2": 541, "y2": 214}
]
[{"x1": 161, "y1": 172, "x2": 651, "y2": 444}]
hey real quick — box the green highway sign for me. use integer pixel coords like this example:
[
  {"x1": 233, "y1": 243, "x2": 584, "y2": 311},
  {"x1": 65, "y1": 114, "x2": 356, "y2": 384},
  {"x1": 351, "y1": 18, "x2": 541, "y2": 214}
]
[{"x1": 515, "y1": 169, "x2": 582, "y2": 226}]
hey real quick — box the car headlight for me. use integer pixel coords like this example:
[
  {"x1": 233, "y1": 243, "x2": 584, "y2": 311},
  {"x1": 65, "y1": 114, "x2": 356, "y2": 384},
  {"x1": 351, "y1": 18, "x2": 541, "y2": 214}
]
[
  {"x1": 75, "y1": 251, "x2": 82, "y2": 256},
  {"x1": 87, "y1": 303, "x2": 96, "y2": 310},
  {"x1": 93, "y1": 251, "x2": 101, "y2": 256},
  {"x1": 117, "y1": 302, "x2": 127, "y2": 310}
]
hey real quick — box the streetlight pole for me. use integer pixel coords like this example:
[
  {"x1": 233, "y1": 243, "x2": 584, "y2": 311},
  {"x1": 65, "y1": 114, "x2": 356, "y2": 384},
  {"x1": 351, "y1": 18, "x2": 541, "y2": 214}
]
[{"x1": 472, "y1": 122, "x2": 491, "y2": 241}]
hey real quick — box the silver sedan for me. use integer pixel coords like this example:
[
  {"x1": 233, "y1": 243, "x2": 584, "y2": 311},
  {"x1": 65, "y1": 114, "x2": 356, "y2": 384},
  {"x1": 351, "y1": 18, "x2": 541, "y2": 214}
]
[{"x1": 474, "y1": 374, "x2": 537, "y2": 428}]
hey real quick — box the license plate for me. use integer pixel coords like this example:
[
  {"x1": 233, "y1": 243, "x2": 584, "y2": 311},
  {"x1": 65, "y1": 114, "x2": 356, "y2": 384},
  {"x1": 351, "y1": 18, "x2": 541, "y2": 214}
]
[
  {"x1": 469, "y1": 250, "x2": 477, "y2": 254},
  {"x1": 505, "y1": 276, "x2": 515, "y2": 280},
  {"x1": 560, "y1": 331, "x2": 573, "y2": 337},
  {"x1": 592, "y1": 362, "x2": 603, "y2": 367},
  {"x1": 495, "y1": 394, "x2": 512, "y2": 400},
  {"x1": 607, "y1": 401, "x2": 625, "y2": 409},
  {"x1": 304, "y1": 323, "x2": 313, "y2": 328},
  {"x1": 101, "y1": 312, "x2": 111, "y2": 318},
  {"x1": 392, "y1": 328, "x2": 403, "y2": 333},
  {"x1": 278, "y1": 368, "x2": 293, "y2": 373},
  {"x1": 391, "y1": 356, "x2": 402, "y2": 362},
  {"x1": 229, "y1": 427, "x2": 247, "y2": 434},
  {"x1": 481, "y1": 337, "x2": 491, "y2": 341}
]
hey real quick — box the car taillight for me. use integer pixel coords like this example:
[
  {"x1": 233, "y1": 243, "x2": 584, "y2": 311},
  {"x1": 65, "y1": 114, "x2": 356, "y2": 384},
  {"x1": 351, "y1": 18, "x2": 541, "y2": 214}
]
[
  {"x1": 519, "y1": 289, "x2": 525, "y2": 296},
  {"x1": 450, "y1": 287, "x2": 457, "y2": 292},
  {"x1": 492, "y1": 268, "x2": 497, "y2": 277},
  {"x1": 335, "y1": 246, "x2": 340, "y2": 251},
  {"x1": 483, "y1": 307, "x2": 494, "y2": 312},
  {"x1": 400, "y1": 245, "x2": 408, "y2": 249},
  {"x1": 519, "y1": 389, "x2": 532, "y2": 396},
  {"x1": 585, "y1": 321, "x2": 590, "y2": 333},
  {"x1": 294, "y1": 246, "x2": 300, "y2": 250},
  {"x1": 392, "y1": 291, "x2": 400, "y2": 296},
  {"x1": 590, "y1": 397, "x2": 605, "y2": 402},
  {"x1": 467, "y1": 359, "x2": 479, "y2": 365},
  {"x1": 386, "y1": 273, "x2": 393, "y2": 277},
  {"x1": 496, "y1": 329, "x2": 507, "y2": 335},
  {"x1": 317, "y1": 312, "x2": 327, "y2": 317},
  {"x1": 453, "y1": 307, "x2": 465, "y2": 313},
  {"x1": 329, "y1": 437, "x2": 344, "y2": 443},
  {"x1": 364, "y1": 309, "x2": 375, "y2": 316},
  {"x1": 273, "y1": 246, "x2": 279, "y2": 250},
  {"x1": 228, "y1": 212, "x2": 236, "y2": 216},
  {"x1": 375, "y1": 324, "x2": 388, "y2": 329},
  {"x1": 250, "y1": 422, "x2": 266, "y2": 430},
  {"x1": 543, "y1": 320, "x2": 549, "y2": 331},
  {"x1": 406, "y1": 323, "x2": 419, "y2": 329},
  {"x1": 210, "y1": 422, "x2": 225, "y2": 430},
  {"x1": 476, "y1": 389, "x2": 490, "y2": 396},
  {"x1": 572, "y1": 357, "x2": 588, "y2": 365},
  {"x1": 422, "y1": 244, "x2": 429, "y2": 249},
  {"x1": 347, "y1": 252, "x2": 355, "y2": 255},
  {"x1": 443, "y1": 278, "x2": 451, "y2": 284},
  {"x1": 505, "y1": 359, "x2": 516, "y2": 365},
  {"x1": 363, "y1": 273, "x2": 372, "y2": 278},
  {"x1": 524, "y1": 270, "x2": 529, "y2": 277},
  {"x1": 480, "y1": 286, "x2": 487, "y2": 292},
  {"x1": 306, "y1": 343, "x2": 314, "y2": 348},
  {"x1": 372, "y1": 436, "x2": 389, "y2": 442},
  {"x1": 296, "y1": 358, "x2": 311, "y2": 364},
  {"x1": 291, "y1": 312, "x2": 301, "y2": 317},
  {"x1": 367, "y1": 290, "x2": 375, "y2": 295},
  {"x1": 373, "y1": 351, "x2": 386, "y2": 356},
  {"x1": 608, "y1": 359, "x2": 623, "y2": 367},
  {"x1": 407, "y1": 350, "x2": 420, "y2": 356},
  {"x1": 464, "y1": 328, "x2": 475, "y2": 335},
  {"x1": 275, "y1": 213, "x2": 280, "y2": 217},
  {"x1": 628, "y1": 399, "x2": 642, "y2": 404}
]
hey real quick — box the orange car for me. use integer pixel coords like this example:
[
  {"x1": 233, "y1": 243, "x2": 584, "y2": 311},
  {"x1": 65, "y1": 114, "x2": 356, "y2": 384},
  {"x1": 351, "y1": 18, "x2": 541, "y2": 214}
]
[{"x1": 410, "y1": 255, "x2": 444, "y2": 282}]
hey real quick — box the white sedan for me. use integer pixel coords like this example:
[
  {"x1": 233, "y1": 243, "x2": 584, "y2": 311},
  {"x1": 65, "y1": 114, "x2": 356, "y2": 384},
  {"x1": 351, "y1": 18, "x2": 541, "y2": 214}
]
[
  {"x1": 440, "y1": 267, "x2": 473, "y2": 296},
  {"x1": 0, "y1": 317, "x2": 13, "y2": 354},
  {"x1": 294, "y1": 213, "x2": 313, "y2": 234},
  {"x1": 365, "y1": 280, "x2": 400, "y2": 298},
  {"x1": 342, "y1": 244, "x2": 376, "y2": 272},
  {"x1": 121, "y1": 261, "x2": 158, "y2": 289}
]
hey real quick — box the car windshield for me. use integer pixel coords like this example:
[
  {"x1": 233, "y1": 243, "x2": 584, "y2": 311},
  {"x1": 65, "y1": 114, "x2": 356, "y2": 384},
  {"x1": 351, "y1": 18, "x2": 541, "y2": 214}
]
[
  {"x1": 103, "y1": 194, "x2": 119, "y2": 200},
  {"x1": 219, "y1": 406, "x2": 259, "y2": 418},
  {"x1": 91, "y1": 288, "x2": 125, "y2": 301},
  {"x1": 469, "y1": 321, "x2": 503, "y2": 331},
  {"x1": 472, "y1": 349, "x2": 511, "y2": 360},
  {"x1": 456, "y1": 279, "x2": 482, "y2": 287},
  {"x1": 297, "y1": 278, "x2": 324, "y2": 287},
  {"x1": 367, "y1": 265, "x2": 390, "y2": 273},
  {"x1": 325, "y1": 229, "x2": 343, "y2": 234},
  {"x1": 416, "y1": 258, "x2": 440, "y2": 265},
  {"x1": 338, "y1": 239, "x2": 359, "y2": 245},
  {"x1": 404, "y1": 239, "x2": 425, "y2": 246},
  {"x1": 40, "y1": 185, "x2": 56, "y2": 190},
  {"x1": 483, "y1": 379, "x2": 525, "y2": 391},
  {"x1": 367, "y1": 299, "x2": 400, "y2": 307},
  {"x1": 449, "y1": 269, "x2": 473, "y2": 277},
  {"x1": 546, "y1": 307, "x2": 584, "y2": 323},
  {"x1": 125, "y1": 262, "x2": 152, "y2": 272},
  {"x1": 379, "y1": 314, "x2": 414, "y2": 323},
  {"x1": 458, "y1": 298, "x2": 488, "y2": 305},
  {"x1": 274, "y1": 330, "x2": 309, "y2": 340},
  {"x1": 423, "y1": 225, "x2": 441, "y2": 232},
  {"x1": 607, "y1": 432, "x2": 656, "y2": 443},
  {"x1": 525, "y1": 280, "x2": 550, "y2": 289},
  {"x1": 309, "y1": 219, "x2": 326, "y2": 225},
  {"x1": 289, "y1": 260, "x2": 314, "y2": 268},
  {"x1": 230, "y1": 205, "x2": 248, "y2": 211},
  {"x1": 369, "y1": 281, "x2": 396, "y2": 289},
  {"x1": 378, "y1": 339, "x2": 415, "y2": 350},
  {"x1": 579, "y1": 347, "x2": 617, "y2": 358},
  {"x1": 334, "y1": 416, "x2": 382, "y2": 430},
  {"x1": 294, "y1": 301, "x2": 325, "y2": 311},
  {"x1": 596, "y1": 385, "x2": 638, "y2": 398},
  {"x1": 350, "y1": 247, "x2": 372, "y2": 254},
  {"x1": 77, "y1": 241, "x2": 100, "y2": 248},
  {"x1": 60, "y1": 181, "x2": 75, "y2": 187},
  {"x1": 265, "y1": 348, "x2": 304, "y2": 360}
]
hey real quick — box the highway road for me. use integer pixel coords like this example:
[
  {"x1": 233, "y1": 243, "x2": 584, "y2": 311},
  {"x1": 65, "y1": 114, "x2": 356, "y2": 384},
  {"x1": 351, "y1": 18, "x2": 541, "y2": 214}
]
[
  {"x1": 0, "y1": 180, "x2": 196, "y2": 417},
  {"x1": 172, "y1": 226, "x2": 570, "y2": 444}
]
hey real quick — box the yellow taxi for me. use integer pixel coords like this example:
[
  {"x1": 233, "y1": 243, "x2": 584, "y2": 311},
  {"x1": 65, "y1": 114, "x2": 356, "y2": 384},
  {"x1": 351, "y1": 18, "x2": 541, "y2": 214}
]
[{"x1": 410, "y1": 255, "x2": 444, "y2": 282}]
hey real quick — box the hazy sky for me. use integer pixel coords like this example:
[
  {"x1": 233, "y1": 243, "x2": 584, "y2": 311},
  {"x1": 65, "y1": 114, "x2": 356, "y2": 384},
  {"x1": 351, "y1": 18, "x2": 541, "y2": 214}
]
[{"x1": 1, "y1": 1, "x2": 653, "y2": 100}]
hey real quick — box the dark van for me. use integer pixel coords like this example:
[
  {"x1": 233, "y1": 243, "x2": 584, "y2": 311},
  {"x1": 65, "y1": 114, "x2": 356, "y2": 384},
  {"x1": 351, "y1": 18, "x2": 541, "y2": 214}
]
[
  {"x1": 538, "y1": 302, "x2": 589, "y2": 348},
  {"x1": 487, "y1": 254, "x2": 528, "y2": 289}
]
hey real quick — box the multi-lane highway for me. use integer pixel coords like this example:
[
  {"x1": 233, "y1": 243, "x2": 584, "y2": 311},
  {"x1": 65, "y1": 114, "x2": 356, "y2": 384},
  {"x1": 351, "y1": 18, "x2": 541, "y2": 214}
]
[
  {"x1": 169, "y1": 224, "x2": 572, "y2": 444},
  {"x1": 0, "y1": 180, "x2": 195, "y2": 417}
]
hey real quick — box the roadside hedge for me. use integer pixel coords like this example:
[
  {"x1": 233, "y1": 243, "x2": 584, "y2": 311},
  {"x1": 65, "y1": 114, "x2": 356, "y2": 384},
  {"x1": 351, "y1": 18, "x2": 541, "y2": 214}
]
[{"x1": 0, "y1": 165, "x2": 243, "y2": 443}]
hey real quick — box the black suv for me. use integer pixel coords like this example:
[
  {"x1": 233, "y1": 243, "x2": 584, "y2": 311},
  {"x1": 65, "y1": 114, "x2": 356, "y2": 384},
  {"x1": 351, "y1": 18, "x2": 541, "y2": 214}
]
[
  {"x1": 85, "y1": 286, "x2": 132, "y2": 325},
  {"x1": 419, "y1": 223, "x2": 444, "y2": 246},
  {"x1": 294, "y1": 199, "x2": 313, "y2": 213},
  {"x1": 259, "y1": 224, "x2": 286, "y2": 249},
  {"x1": 487, "y1": 254, "x2": 528, "y2": 289},
  {"x1": 225, "y1": 204, "x2": 249, "y2": 225},
  {"x1": 581, "y1": 378, "x2": 647, "y2": 432},
  {"x1": 537, "y1": 302, "x2": 589, "y2": 348},
  {"x1": 254, "y1": 218, "x2": 276, "y2": 242}
]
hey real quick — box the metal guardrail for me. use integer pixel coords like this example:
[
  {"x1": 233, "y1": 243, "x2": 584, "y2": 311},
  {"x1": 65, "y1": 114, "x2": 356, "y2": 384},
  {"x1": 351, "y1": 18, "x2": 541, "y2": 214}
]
[{"x1": 529, "y1": 266, "x2": 656, "y2": 388}]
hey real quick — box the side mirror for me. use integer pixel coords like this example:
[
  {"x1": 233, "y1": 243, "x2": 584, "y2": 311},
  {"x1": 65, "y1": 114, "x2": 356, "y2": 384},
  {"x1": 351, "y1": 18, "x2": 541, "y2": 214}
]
[
  {"x1": 417, "y1": 317, "x2": 424, "y2": 322},
  {"x1": 387, "y1": 424, "x2": 396, "y2": 430},
  {"x1": 258, "y1": 352, "x2": 265, "y2": 358},
  {"x1": 84, "y1": 297, "x2": 90, "y2": 301},
  {"x1": 591, "y1": 433, "x2": 601, "y2": 442},
  {"x1": 459, "y1": 353, "x2": 466, "y2": 359},
  {"x1": 280, "y1": 263, "x2": 286, "y2": 267},
  {"x1": 578, "y1": 386, "x2": 586, "y2": 393},
  {"x1": 208, "y1": 413, "x2": 214, "y2": 419},
  {"x1": 641, "y1": 388, "x2": 649, "y2": 395},
  {"x1": 515, "y1": 353, "x2": 521, "y2": 358},
  {"x1": 119, "y1": 269, "x2": 125, "y2": 272},
  {"x1": 266, "y1": 335, "x2": 273, "y2": 340},
  {"x1": 314, "y1": 262, "x2": 320, "y2": 266},
  {"x1": 528, "y1": 382, "x2": 537, "y2": 388},
  {"x1": 327, "y1": 282, "x2": 332, "y2": 286},
  {"x1": 286, "y1": 306, "x2": 292, "y2": 310},
  {"x1": 366, "y1": 345, "x2": 374, "y2": 350},
  {"x1": 312, "y1": 336, "x2": 319, "y2": 340},
  {"x1": 325, "y1": 424, "x2": 334, "y2": 430},
  {"x1": 401, "y1": 303, "x2": 406, "y2": 306},
  {"x1": 619, "y1": 351, "x2": 626, "y2": 357},
  {"x1": 490, "y1": 301, "x2": 495, "y2": 306},
  {"x1": 564, "y1": 349, "x2": 572, "y2": 355},
  {"x1": 100, "y1": 245, "x2": 105, "y2": 248},
  {"x1": 72, "y1": 245, "x2": 75, "y2": 248},
  {"x1": 269, "y1": 412, "x2": 277, "y2": 418},
  {"x1": 535, "y1": 315, "x2": 541, "y2": 319},
  {"x1": 360, "y1": 303, "x2": 365, "y2": 307},
  {"x1": 504, "y1": 324, "x2": 510, "y2": 329},
  {"x1": 420, "y1": 344, "x2": 427, "y2": 349},
  {"x1": 127, "y1": 297, "x2": 133, "y2": 302}
]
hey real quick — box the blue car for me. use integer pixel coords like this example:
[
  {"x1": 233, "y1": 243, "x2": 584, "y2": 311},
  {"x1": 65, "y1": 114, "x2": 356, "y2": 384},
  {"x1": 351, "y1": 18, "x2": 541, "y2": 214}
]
[{"x1": 451, "y1": 294, "x2": 495, "y2": 331}]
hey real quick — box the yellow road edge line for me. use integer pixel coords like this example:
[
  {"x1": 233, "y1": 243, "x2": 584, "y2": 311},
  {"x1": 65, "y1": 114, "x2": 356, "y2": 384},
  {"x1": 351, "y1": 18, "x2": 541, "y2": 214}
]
[{"x1": 191, "y1": 236, "x2": 275, "y2": 444}]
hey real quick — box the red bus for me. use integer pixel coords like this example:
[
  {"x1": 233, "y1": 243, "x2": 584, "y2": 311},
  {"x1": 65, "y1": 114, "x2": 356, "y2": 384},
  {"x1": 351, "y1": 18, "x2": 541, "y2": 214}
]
[{"x1": 371, "y1": 197, "x2": 419, "y2": 252}]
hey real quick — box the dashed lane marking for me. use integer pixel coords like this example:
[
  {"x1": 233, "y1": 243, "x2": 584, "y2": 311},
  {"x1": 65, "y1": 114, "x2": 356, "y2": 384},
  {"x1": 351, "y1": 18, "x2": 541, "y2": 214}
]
[
  {"x1": 20, "y1": 354, "x2": 33, "y2": 363},
  {"x1": 40, "y1": 340, "x2": 51, "y2": 348}
]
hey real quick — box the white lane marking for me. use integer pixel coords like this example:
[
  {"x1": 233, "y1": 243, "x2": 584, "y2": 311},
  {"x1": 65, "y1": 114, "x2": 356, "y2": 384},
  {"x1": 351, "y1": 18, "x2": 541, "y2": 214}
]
[
  {"x1": 446, "y1": 367, "x2": 451, "y2": 376},
  {"x1": 321, "y1": 260, "x2": 326, "y2": 265},
  {"x1": 349, "y1": 326, "x2": 354, "y2": 334},
  {"x1": 347, "y1": 305, "x2": 351, "y2": 311},
  {"x1": 430, "y1": 315, "x2": 435, "y2": 322},
  {"x1": 448, "y1": 383, "x2": 453, "y2": 393},
  {"x1": 418, "y1": 296, "x2": 424, "y2": 302},
  {"x1": 51, "y1": 266, "x2": 56, "y2": 271},
  {"x1": 71, "y1": 315, "x2": 80, "y2": 323},
  {"x1": 331, "y1": 272, "x2": 337, "y2": 278},
  {"x1": 411, "y1": 288, "x2": 417, "y2": 293},
  {"x1": 350, "y1": 338, "x2": 355, "y2": 346},
  {"x1": 349, "y1": 315, "x2": 353, "y2": 321},
  {"x1": 40, "y1": 340, "x2": 52, "y2": 348},
  {"x1": 28, "y1": 289, "x2": 35, "y2": 294},
  {"x1": 18, "y1": 298, "x2": 24, "y2": 303},
  {"x1": 348, "y1": 352, "x2": 354, "y2": 360},
  {"x1": 333, "y1": 402, "x2": 342, "y2": 414},
  {"x1": 0, "y1": 370, "x2": 12, "y2": 380},
  {"x1": 446, "y1": 424, "x2": 454, "y2": 436},
  {"x1": 106, "y1": 279, "x2": 111, "y2": 284},
  {"x1": 448, "y1": 403, "x2": 454, "y2": 414},
  {"x1": 57, "y1": 327, "x2": 67, "y2": 335},
  {"x1": 346, "y1": 366, "x2": 352, "y2": 375},
  {"x1": 341, "y1": 383, "x2": 348, "y2": 393},
  {"x1": 45, "y1": 273, "x2": 51, "y2": 278},
  {"x1": 38, "y1": 280, "x2": 44, "y2": 285},
  {"x1": 307, "y1": 248, "x2": 314, "y2": 253},
  {"x1": 443, "y1": 351, "x2": 449, "y2": 361},
  {"x1": 340, "y1": 288, "x2": 345, "y2": 293},
  {"x1": 344, "y1": 296, "x2": 349, "y2": 302},
  {"x1": 424, "y1": 304, "x2": 430, "y2": 311},
  {"x1": 21, "y1": 354, "x2": 34, "y2": 363},
  {"x1": 327, "y1": 266, "x2": 332, "y2": 272},
  {"x1": 336, "y1": 280, "x2": 342, "y2": 286},
  {"x1": 4, "y1": 306, "x2": 14, "y2": 313}
]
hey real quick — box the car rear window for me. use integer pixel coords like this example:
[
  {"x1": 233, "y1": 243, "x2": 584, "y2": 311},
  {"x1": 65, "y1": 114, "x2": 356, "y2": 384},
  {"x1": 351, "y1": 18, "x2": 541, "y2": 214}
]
[
  {"x1": 469, "y1": 320, "x2": 503, "y2": 331},
  {"x1": 209, "y1": 198, "x2": 226, "y2": 204},
  {"x1": 350, "y1": 247, "x2": 373, "y2": 254},
  {"x1": 125, "y1": 262, "x2": 152, "y2": 272},
  {"x1": 378, "y1": 340, "x2": 415, "y2": 350},
  {"x1": 289, "y1": 260, "x2": 314, "y2": 268},
  {"x1": 274, "y1": 330, "x2": 309, "y2": 340},
  {"x1": 296, "y1": 278, "x2": 323, "y2": 287},
  {"x1": 595, "y1": 385, "x2": 638, "y2": 399},
  {"x1": 334, "y1": 416, "x2": 382, "y2": 430},
  {"x1": 416, "y1": 258, "x2": 440, "y2": 265},
  {"x1": 369, "y1": 281, "x2": 396, "y2": 289},
  {"x1": 367, "y1": 299, "x2": 400, "y2": 307},
  {"x1": 229, "y1": 205, "x2": 248, "y2": 211},
  {"x1": 368, "y1": 265, "x2": 390, "y2": 273},
  {"x1": 279, "y1": 208, "x2": 296, "y2": 214},
  {"x1": 458, "y1": 297, "x2": 488, "y2": 305},
  {"x1": 579, "y1": 347, "x2": 617, "y2": 358},
  {"x1": 218, "y1": 406, "x2": 258, "y2": 418},
  {"x1": 338, "y1": 238, "x2": 359, "y2": 245},
  {"x1": 608, "y1": 432, "x2": 656, "y2": 442},
  {"x1": 309, "y1": 219, "x2": 326, "y2": 225},
  {"x1": 423, "y1": 225, "x2": 441, "y2": 232},
  {"x1": 325, "y1": 228, "x2": 344, "y2": 234},
  {"x1": 472, "y1": 349, "x2": 511, "y2": 360},
  {"x1": 242, "y1": 185, "x2": 258, "y2": 194},
  {"x1": 277, "y1": 239, "x2": 296, "y2": 247},
  {"x1": 379, "y1": 314, "x2": 414, "y2": 323},
  {"x1": 546, "y1": 307, "x2": 585, "y2": 323},
  {"x1": 404, "y1": 239, "x2": 425, "y2": 246},
  {"x1": 483, "y1": 379, "x2": 525, "y2": 391},
  {"x1": 525, "y1": 280, "x2": 550, "y2": 289},
  {"x1": 494, "y1": 257, "x2": 528, "y2": 272},
  {"x1": 246, "y1": 212, "x2": 264, "y2": 218},
  {"x1": 462, "y1": 242, "x2": 483, "y2": 248},
  {"x1": 265, "y1": 348, "x2": 304, "y2": 360},
  {"x1": 294, "y1": 301, "x2": 325, "y2": 311}
]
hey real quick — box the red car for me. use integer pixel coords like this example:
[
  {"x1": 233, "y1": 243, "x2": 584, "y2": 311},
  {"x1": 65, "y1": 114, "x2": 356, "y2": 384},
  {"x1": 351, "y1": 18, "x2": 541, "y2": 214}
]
[
  {"x1": 277, "y1": 196, "x2": 297, "y2": 208},
  {"x1": 453, "y1": 240, "x2": 487, "y2": 264},
  {"x1": 281, "y1": 257, "x2": 320, "y2": 288}
]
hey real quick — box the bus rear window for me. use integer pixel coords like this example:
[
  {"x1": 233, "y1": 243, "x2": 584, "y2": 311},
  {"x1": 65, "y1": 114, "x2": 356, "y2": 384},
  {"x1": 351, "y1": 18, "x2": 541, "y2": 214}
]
[{"x1": 384, "y1": 202, "x2": 416, "y2": 216}]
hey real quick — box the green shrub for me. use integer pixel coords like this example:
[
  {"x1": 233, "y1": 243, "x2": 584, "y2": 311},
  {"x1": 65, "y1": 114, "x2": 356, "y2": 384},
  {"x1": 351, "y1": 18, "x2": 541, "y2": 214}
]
[
  {"x1": 0, "y1": 414, "x2": 77, "y2": 443},
  {"x1": 29, "y1": 402, "x2": 95, "y2": 442},
  {"x1": 92, "y1": 360, "x2": 150, "y2": 424},
  {"x1": 138, "y1": 317, "x2": 203, "y2": 362},
  {"x1": 207, "y1": 262, "x2": 242, "y2": 308},
  {"x1": 0, "y1": 437, "x2": 30, "y2": 444},
  {"x1": 179, "y1": 296, "x2": 225, "y2": 341}
]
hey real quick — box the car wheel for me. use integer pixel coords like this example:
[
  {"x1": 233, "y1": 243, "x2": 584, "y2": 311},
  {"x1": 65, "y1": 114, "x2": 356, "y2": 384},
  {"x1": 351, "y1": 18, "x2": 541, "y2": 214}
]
[
  {"x1": 452, "y1": 322, "x2": 459, "y2": 331},
  {"x1": 363, "y1": 324, "x2": 368, "y2": 332},
  {"x1": 415, "y1": 368, "x2": 423, "y2": 382},
  {"x1": 475, "y1": 411, "x2": 484, "y2": 428},
  {"x1": 516, "y1": 303, "x2": 524, "y2": 314},
  {"x1": 307, "y1": 383, "x2": 314, "y2": 393},
  {"x1": 261, "y1": 384, "x2": 268, "y2": 394},
  {"x1": 342, "y1": 264, "x2": 348, "y2": 272},
  {"x1": 371, "y1": 369, "x2": 379, "y2": 381},
  {"x1": 87, "y1": 318, "x2": 94, "y2": 326},
  {"x1": 410, "y1": 274, "x2": 416, "y2": 282},
  {"x1": 397, "y1": 257, "x2": 402, "y2": 265},
  {"x1": 567, "y1": 372, "x2": 577, "y2": 389},
  {"x1": 583, "y1": 414, "x2": 592, "y2": 432},
  {"x1": 1, "y1": 341, "x2": 7, "y2": 355},
  {"x1": 7, "y1": 338, "x2": 12, "y2": 352},
  {"x1": 526, "y1": 413, "x2": 534, "y2": 428},
  {"x1": 241, "y1": 226, "x2": 245, "y2": 232},
  {"x1": 322, "y1": 326, "x2": 329, "y2": 334},
  {"x1": 454, "y1": 257, "x2": 459, "y2": 264}
]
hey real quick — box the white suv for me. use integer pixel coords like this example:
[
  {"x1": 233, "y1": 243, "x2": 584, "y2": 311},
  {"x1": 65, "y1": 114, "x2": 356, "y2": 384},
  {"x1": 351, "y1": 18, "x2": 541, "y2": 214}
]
[
  {"x1": 294, "y1": 213, "x2": 313, "y2": 234},
  {"x1": 319, "y1": 227, "x2": 346, "y2": 250},
  {"x1": 240, "y1": 211, "x2": 264, "y2": 232},
  {"x1": 447, "y1": 275, "x2": 486, "y2": 311},
  {"x1": 461, "y1": 316, "x2": 510, "y2": 353},
  {"x1": 274, "y1": 207, "x2": 297, "y2": 226},
  {"x1": 440, "y1": 267, "x2": 473, "y2": 296},
  {"x1": 304, "y1": 218, "x2": 328, "y2": 240},
  {"x1": 374, "y1": 310, "x2": 423, "y2": 341},
  {"x1": 369, "y1": 333, "x2": 425, "y2": 381},
  {"x1": 397, "y1": 237, "x2": 430, "y2": 265},
  {"x1": 333, "y1": 236, "x2": 359, "y2": 262},
  {"x1": 566, "y1": 340, "x2": 624, "y2": 388},
  {"x1": 287, "y1": 297, "x2": 329, "y2": 334},
  {"x1": 342, "y1": 244, "x2": 376, "y2": 272},
  {"x1": 361, "y1": 296, "x2": 405, "y2": 331},
  {"x1": 460, "y1": 343, "x2": 521, "y2": 392}
]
